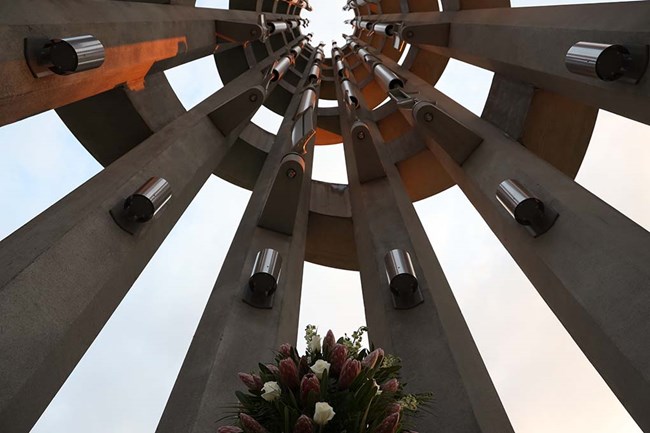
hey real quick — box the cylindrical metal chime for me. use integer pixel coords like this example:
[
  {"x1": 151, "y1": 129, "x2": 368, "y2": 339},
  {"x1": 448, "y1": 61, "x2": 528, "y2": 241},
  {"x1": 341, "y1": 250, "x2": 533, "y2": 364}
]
[
  {"x1": 495, "y1": 179, "x2": 545, "y2": 223},
  {"x1": 335, "y1": 59, "x2": 348, "y2": 78},
  {"x1": 124, "y1": 177, "x2": 172, "y2": 222},
  {"x1": 291, "y1": 44, "x2": 303, "y2": 58},
  {"x1": 384, "y1": 249, "x2": 419, "y2": 295},
  {"x1": 296, "y1": 87, "x2": 318, "y2": 118},
  {"x1": 267, "y1": 20, "x2": 290, "y2": 35},
  {"x1": 373, "y1": 63, "x2": 404, "y2": 90},
  {"x1": 341, "y1": 79, "x2": 359, "y2": 108},
  {"x1": 308, "y1": 64, "x2": 321, "y2": 84},
  {"x1": 272, "y1": 55, "x2": 293, "y2": 81},
  {"x1": 248, "y1": 248, "x2": 283, "y2": 295},
  {"x1": 565, "y1": 41, "x2": 633, "y2": 81},
  {"x1": 357, "y1": 48, "x2": 376, "y2": 66},
  {"x1": 45, "y1": 35, "x2": 105, "y2": 75},
  {"x1": 373, "y1": 23, "x2": 395, "y2": 36},
  {"x1": 496, "y1": 179, "x2": 558, "y2": 236}
]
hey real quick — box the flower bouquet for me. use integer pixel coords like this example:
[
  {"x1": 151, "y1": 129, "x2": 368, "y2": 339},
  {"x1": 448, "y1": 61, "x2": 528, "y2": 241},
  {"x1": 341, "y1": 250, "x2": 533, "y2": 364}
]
[{"x1": 218, "y1": 325, "x2": 430, "y2": 433}]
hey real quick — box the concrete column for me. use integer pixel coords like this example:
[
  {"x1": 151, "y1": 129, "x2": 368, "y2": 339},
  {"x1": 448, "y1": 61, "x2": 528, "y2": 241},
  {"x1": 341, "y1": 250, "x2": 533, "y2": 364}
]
[
  {"x1": 362, "y1": 1, "x2": 650, "y2": 124},
  {"x1": 0, "y1": 56, "x2": 279, "y2": 433},
  {"x1": 155, "y1": 50, "x2": 319, "y2": 433},
  {"x1": 0, "y1": 0, "x2": 288, "y2": 126},
  {"x1": 363, "y1": 42, "x2": 650, "y2": 431},
  {"x1": 333, "y1": 65, "x2": 513, "y2": 433}
]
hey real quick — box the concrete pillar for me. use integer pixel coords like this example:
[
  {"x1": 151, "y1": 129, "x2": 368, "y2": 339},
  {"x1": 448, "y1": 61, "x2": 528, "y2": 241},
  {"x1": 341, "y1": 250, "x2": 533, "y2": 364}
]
[
  {"x1": 362, "y1": 42, "x2": 650, "y2": 431},
  {"x1": 155, "y1": 50, "x2": 319, "y2": 433},
  {"x1": 363, "y1": 2, "x2": 650, "y2": 124},
  {"x1": 333, "y1": 64, "x2": 514, "y2": 433},
  {"x1": 0, "y1": 0, "x2": 288, "y2": 126},
  {"x1": 0, "y1": 55, "x2": 280, "y2": 433}
]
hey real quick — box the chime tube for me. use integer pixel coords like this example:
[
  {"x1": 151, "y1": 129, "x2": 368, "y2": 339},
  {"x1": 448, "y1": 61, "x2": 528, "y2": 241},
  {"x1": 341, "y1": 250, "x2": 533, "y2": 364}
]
[
  {"x1": 357, "y1": 48, "x2": 378, "y2": 66},
  {"x1": 124, "y1": 177, "x2": 172, "y2": 222},
  {"x1": 295, "y1": 88, "x2": 317, "y2": 117},
  {"x1": 373, "y1": 63, "x2": 403, "y2": 90},
  {"x1": 373, "y1": 23, "x2": 395, "y2": 36},
  {"x1": 28, "y1": 35, "x2": 105, "y2": 77},
  {"x1": 308, "y1": 64, "x2": 321, "y2": 84},
  {"x1": 341, "y1": 79, "x2": 359, "y2": 108},
  {"x1": 384, "y1": 249, "x2": 419, "y2": 295},
  {"x1": 290, "y1": 44, "x2": 303, "y2": 57},
  {"x1": 565, "y1": 42, "x2": 631, "y2": 81},
  {"x1": 268, "y1": 21, "x2": 289, "y2": 35},
  {"x1": 335, "y1": 59, "x2": 348, "y2": 78},
  {"x1": 272, "y1": 55, "x2": 293, "y2": 81},
  {"x1": 248, "y1": 248, "x2": 282, "y2": 296}
]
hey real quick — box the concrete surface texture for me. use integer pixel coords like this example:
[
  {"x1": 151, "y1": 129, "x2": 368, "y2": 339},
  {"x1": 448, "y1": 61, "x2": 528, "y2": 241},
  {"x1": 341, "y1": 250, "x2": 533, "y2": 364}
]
[{"x1": 0, "y1": 0, "x2": 648, "y2": 432}]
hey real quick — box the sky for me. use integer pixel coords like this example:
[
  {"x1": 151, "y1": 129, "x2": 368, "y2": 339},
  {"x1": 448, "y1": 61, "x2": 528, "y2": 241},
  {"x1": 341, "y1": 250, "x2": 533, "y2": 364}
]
[{"x1": 0, "y1": 0, "x2": 647, "y2": 432}]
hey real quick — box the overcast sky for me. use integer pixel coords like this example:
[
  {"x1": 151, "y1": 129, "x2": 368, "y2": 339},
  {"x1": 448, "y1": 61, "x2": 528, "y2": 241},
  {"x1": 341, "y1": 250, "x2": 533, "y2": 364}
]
[{"x1": 0, "y1": 0, "x2": 647, "y2": 432}]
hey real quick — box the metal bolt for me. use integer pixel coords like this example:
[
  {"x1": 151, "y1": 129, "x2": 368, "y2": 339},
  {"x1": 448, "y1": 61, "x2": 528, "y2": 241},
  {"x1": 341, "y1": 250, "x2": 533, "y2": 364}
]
[
  {"x1": 286, "y1": 168, "x2": 297, "y2": 179},
  {"x1": 424, "y1": 112, "x2": 433, "y2": 122},
  {"x1": 406, "y1": 31, "x2": 414, "y2": 38},
  {"x1": 249, "y1": 93, "x2": 258, "y2": 102},
  {"x1": 357, "y1": 130, "x2": 366, "y2": 139}
]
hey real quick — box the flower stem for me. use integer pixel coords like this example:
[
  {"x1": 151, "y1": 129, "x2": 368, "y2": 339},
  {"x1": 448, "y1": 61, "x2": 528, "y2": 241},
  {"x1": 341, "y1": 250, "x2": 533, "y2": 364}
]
[{"x1": 359, "y1": 395, "x2": 375, "y2": 433}]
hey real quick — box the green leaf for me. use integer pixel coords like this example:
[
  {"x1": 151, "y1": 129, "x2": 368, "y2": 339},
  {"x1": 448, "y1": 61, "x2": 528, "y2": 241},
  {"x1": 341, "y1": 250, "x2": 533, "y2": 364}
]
[
  {"x1": 259, "y1": 363, "x2": 273, "y2": 376},
  {"x1": 320, "y1": 369, "x2": 329, "y2": 401},
  {"x1": 284, "y1": 405, "x2": 290, "y2": 433}
]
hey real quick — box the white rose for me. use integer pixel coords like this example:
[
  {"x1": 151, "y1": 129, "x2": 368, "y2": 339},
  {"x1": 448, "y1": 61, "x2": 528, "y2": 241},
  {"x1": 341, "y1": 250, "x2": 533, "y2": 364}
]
[
  {"x1": 309, "y1": 334, "x2": 321, "y2": 352},
  {"x1": 310, "y1": 359, "x2": 331, "y2": 379},
  {"x1": 261, "y1": 381, "x2": 281, "y2": 401},
  {"x1": 313, "y1": 402, "x2": 335, "y2": 425}
]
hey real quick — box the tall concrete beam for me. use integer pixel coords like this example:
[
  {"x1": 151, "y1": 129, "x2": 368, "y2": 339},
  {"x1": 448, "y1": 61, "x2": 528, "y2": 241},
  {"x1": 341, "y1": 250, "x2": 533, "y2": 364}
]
[
  {"x1": 0, "y1": 56, "x2": 280, "y2": 433},
  {"x1": 362, "y1": 2, "x2": 650, "y2": 124},
  {"x1": 361, "y1": 41, "x2": 650, "y2": 431},
  {"x1": 334, "y1": 67, "x2": 513, "y2": 433},
  {"x1": 155, "y1": 50, "x2": 319, "y2": 433},
  {"x1": 0, "y1": 0, "x2": 288, "y2": 126}
]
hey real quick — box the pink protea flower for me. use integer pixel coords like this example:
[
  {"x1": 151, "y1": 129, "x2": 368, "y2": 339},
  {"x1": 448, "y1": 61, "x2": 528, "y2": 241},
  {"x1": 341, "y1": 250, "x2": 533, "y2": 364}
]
[
  {"x1": 265, "y1": 364, "x2": 280, "y2": 376},
  {"x1": 299, "y1": 355, "x2": 310, "y2": 377},
  {"x1": 217, "y1": 426, "x2": 243, "y2": 433},
  {"x1": 293, "y1": 414, "x2": 314, "y2": 433},
  {"x1": 279, "y1": 358, "x2": 300, "y2": 389},
  {"x1": 322, "y1": 330, "x2": 336, "y2": 354},
  {"x1": 374, "y1": 412, "x2": 400, "y2": 433},
  {"x1": 338, "y1": 358, "x2": 361, "y2": 389},
  {"x1": 386, "y1": 402, "x2": 402, "y2": 416},
  {"x1": 279, "y1": 343, "x2": 293, "y2": 358},
  {"x1": 240, "y1": 413, "x2": 269, "y2": 433},
  {"x1": 381, "y1": 378, "x2": 399, "y2": 393},
  {"x1": 238, "y1": 373, "x2": 263, "y2": 392},
  {"x1": 300, "y1": 373, "x2": 321, "y2": 405},
  {"x1": 329, "y1": 343, "x2": 348, "y2": 376},
  {"x1": 362, "y1": 348, "x2": 384, "y2": 369}
]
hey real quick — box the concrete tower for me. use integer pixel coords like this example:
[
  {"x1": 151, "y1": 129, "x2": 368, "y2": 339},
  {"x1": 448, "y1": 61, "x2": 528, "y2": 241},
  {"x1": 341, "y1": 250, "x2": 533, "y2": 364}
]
[{"x1": 0, "y1": 1, "x2": 648, "y2": 432}]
